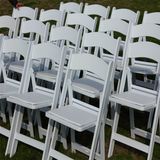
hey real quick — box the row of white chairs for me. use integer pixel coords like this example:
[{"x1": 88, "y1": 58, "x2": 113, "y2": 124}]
[{"x1": 0, "y1": 2, "x2": 160, "y2": 160}]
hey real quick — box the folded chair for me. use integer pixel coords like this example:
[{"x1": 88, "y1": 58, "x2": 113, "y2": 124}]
[
  {"x1": 108, "y1": 23, "x2": 160, "y2": 160},
  {"x1": 5, "y1": 42, "x2": 67, "y2": 157},
  {"x1": 0, "y1": 36, "x2": 32, "y2": 138},
  {"x1": 42, "y1": 53, "x2": 113, "y2": 160}
]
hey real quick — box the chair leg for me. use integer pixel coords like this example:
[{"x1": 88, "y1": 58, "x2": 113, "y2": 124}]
[
  {"x1": 47, "y1": 122, "x2": 60, "y2": 160},
  {"x1": 0, "y1": 101, "x2": 7, "y2": 123},
  {"x1": 5, "y1": 105, "x2": 23, "y2": 155},
  {"x1": 129, "y1": 108, "x2": 135, "y2": 139},
  {"x1": 147, "y1": 109, "x2": 154, "y2": 129},
  {"x1": 108, "y1": 104, "x2": 121, "y2": 158},
  {"x1": 6, "y1": 106, "x2": 24, "y2": 157},
  {"x1": 35, "y1": 110, "x2": 44, "y2": 139},
  {"x1": 8, "y1": 102, "x2": 13, "y2": 125},
  {"x1": 42, "y1": 119, "x2": 54, "y2": 160},
  {"x1": 27, "y1": 109, "x2": 34, "y2": 138},
  {"x1": 60, "y1": 125, "x2": 68, "y2": 150},
  {"x1": 147, "y1": 106, "x2": 159, "y2": 160},
  {"x1": 71, "y1": 129, "x2": 76, "y2": 153},
  {"x1": 89, "y1": 122, "x2": 103, "y2": 160},
  {"x1": 100, "y1": 122, "x2": 105, "y2": 160}
]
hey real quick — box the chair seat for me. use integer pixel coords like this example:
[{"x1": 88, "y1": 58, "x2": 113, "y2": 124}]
[
  {"x1": 9, "y1": 59, "x2": 42, "y2": 73},
  {"x1": 46, "y1": 105, "x2": 97, "y2": 132},
  {"x1": 110, "y1": 90, "x2": 156, "y2": 111},
  {"x1": 72, "y1": 78, "x2": 103, "y2": 98},
  {"x1": 0, "y1": 83, "x2": 19, "y2": 99},
  {"x1": 35, "y1": 69, "x2": 65, "y2": 82},
  {"x1": 8, "y1": 60, "x2": 24, "y2": 73},
  {"x1": 130, "y1": 65, "x2": 156, "y2": 75},
  {"x1": 7, "y1": 92, "x2": 53, "y2": 109}
]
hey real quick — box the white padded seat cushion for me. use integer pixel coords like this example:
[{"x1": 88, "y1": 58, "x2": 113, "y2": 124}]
[
  {"x1": 7, "y1": 92, "x2": 53, "y2": 109},
  {"x1": 72, "y1": 78, "x2": 103, "y2": 98},
  {"x1": 110, "y1": 90, "x2": 156, "y2": 111},
  {"x1": 0, "y1": 83, "x2": 19, "y2": 98},
  {"x1": 46, "y1": 106, "x2": 97, "y2": 132}
]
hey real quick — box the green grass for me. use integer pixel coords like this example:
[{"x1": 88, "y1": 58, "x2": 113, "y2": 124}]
[{"x1": 0, "y1": 0, "x2": 160, "y2": 159}]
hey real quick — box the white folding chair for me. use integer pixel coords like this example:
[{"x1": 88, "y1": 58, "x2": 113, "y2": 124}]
[
  {"x1": 98, "y1": 18, "x2": 131, "y2": 125},
  {"x1": 5, "y1": 42, "x2": 67, "y2": 157},
  {"x1": 35, "y1": 26, "x2": 82, "y2": 82},
  {"x1": 0, "y1": 36, "x2": 32, "y2": 138},
  {"x1": 83, "y1": 3, "x2": 110, "y2": 20},
  {"x1": 42, "y1": 53, "x2": 113, "y2": 160},
  {"x1": 8, "y1": 19, "x2": 49, "y2": 74},
  {"x1": 132, "y1": 11, "x2": 160, "y2": 89},
  {"x1": 44, "y1": 32, "x2": 120, "y2": 159},
  {"x1": 141, "y1": 11, "x2": 160, "y2": 128},
  {"x1": 59, "y1": 2, "x2": 83, "y2": 13},
  {"x1": 108, "y1": 23, "x2": 160, "y2": 160}
]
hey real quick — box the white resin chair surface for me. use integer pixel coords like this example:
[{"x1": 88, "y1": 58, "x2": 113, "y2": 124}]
[
  {"x1": 72, "y1": 32, "x2": 121, "y2": 98},
  {"x1": 35, "y1": 26, "x2": 82, "y2": 82},
  {"x1": 108, "y1": 24, "x2": 160, "y2": 160},
  {"x1": 5, "y1": 42, "x2": 67, "y2": 157},
  {"x1": 65, "y1": 12, "x2": 97, "y2": 32},
  {"x1": 131, "y1": 11, "x2": 160, "y2": 89},
  {"x1": 39, "y1": 8, "x2": 65, "y2": 29},
  {"x1": 98, "y1": 18, "x2": 131, "y2": 72},
  {"x1": 59, "y1": 1, "x2": 83, "y2": 13},
  {"x1": 0, "y1": 15, "x2": 19, "y2": 38},
  {"x1": 8, "y1": 19, "x2": 49, "y2": 73},
  {"x1": 83, "y1": 3, "x2": 110, "y2": 20},
  {"x1": 12, "y1": 6, "x2": 38, "y2": 20},
  {"x1": 42, "y1": 54, "x2": 113, "y2": 160},
  {"x1": 0, "y1": 15, "x2": 19, "y2": 65},
  {"x1": 110, "y1": 7, "x2": 140, "y2": 24},
  {"x1": 0, "y1": 36, "x2": 31, "y2": 138}
]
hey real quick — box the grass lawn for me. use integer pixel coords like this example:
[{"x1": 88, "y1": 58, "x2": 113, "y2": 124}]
[{"x1": 0, "y1": 0, "x2": 160, "y2": 160}]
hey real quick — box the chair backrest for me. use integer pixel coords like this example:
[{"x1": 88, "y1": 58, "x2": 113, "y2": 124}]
[
  {"x1": 27, "y1": 42, "x2": 67, "y2": 97},
  {"x1": 99, "y1": 18, "x2": 131, "y2": 69},
  {"x1": 39, "y1": 9, "x2": 66, "y2": 27},
  {"x1": 65, "y1": 13, "x2": 97, "y2": 33},
  {"x1": 57, "y1": 53, "x2": 113, "y2": 120},
  {"x1": 110, "y1": 7, "x2": 140, "y2": 24},
  {"x1": 19, "y1": 19, "x2": 49, "y2": 44},
  {"x1": 0, "y1": 15, "x2": 19, "y2": 38},
  {"x1": 83, "y1": 3, "x2": 110, "y2": 19},
  {"x1": 120, "y1": 23, "x2": 160, "y2": 93},
  {"x1": 142, "y1": 11, "x2": 160, "y2": 25},
  {"x1": 80, "y1": 32, "x2": 121, "y2": 83},
  {"x1": 49, "y1": 26, "x2": 82, "y2": 53},
  {"x1": 12, "y1": 6, "x2": 38, "y2": 20},
  {"x1": 0, "y1": 37, "x2": 31, "y2": 92},
  {"x1": 59, "y1": 2, "x2": 83, "y2": 13}
]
